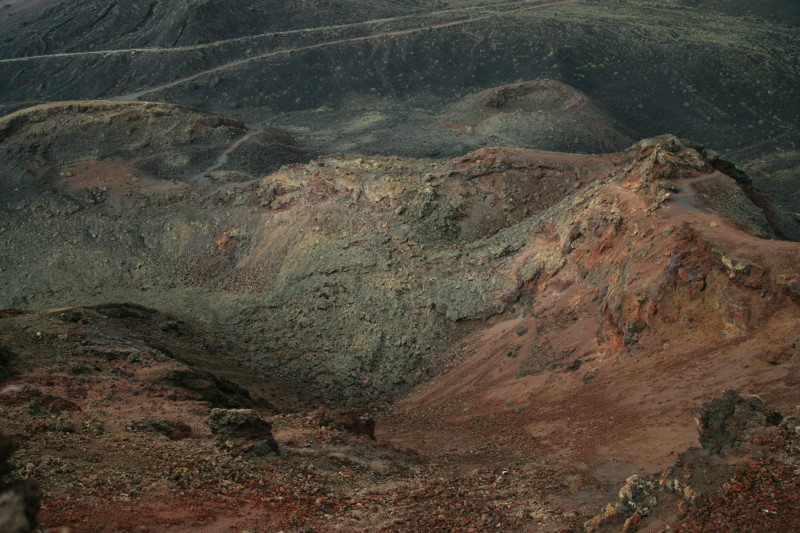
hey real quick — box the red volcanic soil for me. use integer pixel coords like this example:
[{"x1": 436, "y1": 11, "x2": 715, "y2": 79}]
[{"x1": 56, "y1": 159, "x2": 189, "y2": 202}]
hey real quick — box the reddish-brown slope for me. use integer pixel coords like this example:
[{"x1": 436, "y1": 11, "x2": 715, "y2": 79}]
[{"x1": 380, "y1": 137, "x2": 800, "y2": 529}]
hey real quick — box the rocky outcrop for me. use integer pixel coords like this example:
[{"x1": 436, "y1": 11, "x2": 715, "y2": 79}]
[
  {"x1": 206, "y1": 408, "x2": 280, "y2": 456},
  {"x1": 132, "y1": 418, "x2": 192, "y2": 440},
  {"x1": 0, "y1": 433, "x2": 40, "y2": 533},
  {"x1": 158, "y1": 369, "x2": 259, "y2": 409},
  {"x1": 586, "y1": 391, "x2": 800, "y2": 532},
  {"x1": 695, "y1": 389, "x2": 783, "y2": 454}
]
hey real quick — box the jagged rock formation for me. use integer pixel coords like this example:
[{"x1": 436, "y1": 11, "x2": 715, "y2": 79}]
[{"x1": 694, "y1": 389, "x2": 783, "y2": 455}]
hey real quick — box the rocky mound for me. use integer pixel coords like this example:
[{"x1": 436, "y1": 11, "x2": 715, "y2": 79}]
[
  {"x1": 442, "y1": 79, "x2": 632, "y2": 154},
  {"x1": 0, "y1": 100, "x2": 309, "y2": 208},
  {"x1": 586, "y1": 390, "x2": 800, "y2": 532}
]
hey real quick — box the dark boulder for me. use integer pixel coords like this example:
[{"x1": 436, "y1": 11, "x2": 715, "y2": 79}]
[
  {"x1": 132, "y1": 418, "x2": 191, "y2": 440},
  {"x1": 695, "y1": 389, "x2": 783, "y2": 454},
  {"x1": 158, "y1": 369, "x2": 256, "y2": 409},
  {"x1": 206, "y1": 408, "x2": 280, "y2": 455}
]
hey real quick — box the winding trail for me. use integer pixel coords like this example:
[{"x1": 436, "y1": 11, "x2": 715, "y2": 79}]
[
  {"x1": 721, "y1": 128, "x2": 798, "y2": 158},
  {"x1": 105, "y1": 0, "x2": 576, "y2": 101},
  {"x1": 0, "y1": 0, "x2": 572, "y2": 65},
  {"x1": 189, "y1": 124, "x2": 264, "y2": 186}
]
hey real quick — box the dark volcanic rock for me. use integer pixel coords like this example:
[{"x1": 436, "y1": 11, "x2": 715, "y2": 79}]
[
  {"x1": 206, "y1": 408, "x2": 281, "y2": 456},
  {"x1": 695, "y1": 389, "x2": 783, "y2": 455},
  {"x1": 0, "y1": 344, "x2": 12, "y2": 368},
  {"x1": 206, "y1": 408, "x2": 274, "y2": 440},
  {"x1": 158, "y1": 369, "x2": 256, "y2": 409},
  {"x1": 132, "y1": 418, "x2": 192, "y2": 440}
]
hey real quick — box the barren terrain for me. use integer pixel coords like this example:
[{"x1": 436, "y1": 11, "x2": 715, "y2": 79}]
[
  {"x1": 1, "y1": 1, "x2": 799, "y2": 532},
  {"x1": 1, "y1": 100, "x2": 799, "y2": 531},
  {"x1": 1, "y1": 0, "x2": 798, "y2": 158}
]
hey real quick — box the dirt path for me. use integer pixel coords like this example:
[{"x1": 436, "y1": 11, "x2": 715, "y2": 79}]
[
  {"x1": 111, "y1": 0, "x2": 576, "y2": 101},
  {"x1": 188, "y1": 123, "x2": 264, "y2": 186},
  {"x1": 0, "y1": 0, "x2": 574, "y2": 65}
]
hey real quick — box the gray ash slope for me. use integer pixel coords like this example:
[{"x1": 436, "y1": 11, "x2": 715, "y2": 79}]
[{"x1": 1, "y1": 0, "x2": 799, "y2": 160}]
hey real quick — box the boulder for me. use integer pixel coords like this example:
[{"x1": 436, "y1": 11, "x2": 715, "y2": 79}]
[
  {"x1": 695, "y1": 389, "x2": 783, "y2": 455},
  {"x1": 206, "y1": 408, "x2": 273, "y2": 439},
  {"x1": 158, "y1": 369, "x2": 258, "y2": 409},
  {"x1": 313, "y1": 407, "x2": 376, "y2": 440},
  {"x1": 206, "y1": 409, "x2": 280, "y2": 455},
  {"x1": 132, "y1": 418, "x2": 191, "y2": 440}
]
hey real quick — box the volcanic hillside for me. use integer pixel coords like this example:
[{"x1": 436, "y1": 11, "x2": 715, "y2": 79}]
[
  {"x1": 1, "y1": 99, "x2": 799, "y2": 404},
  {"x1": 1, "y1": 1, "x2": 800, "y2": 531},
  {"x1": 0, "y1": 0, "x2": 798, "y2": 159},
  {"x1": 1, "y1": 100, "x2": 799, "y2": 531}
]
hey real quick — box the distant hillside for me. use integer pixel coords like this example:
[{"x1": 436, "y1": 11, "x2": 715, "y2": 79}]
[
  {"x1": 0, "y1": 0, "x2": 438, "y2": 55},
  {"x1": 677, "y1": 0, "x2": 800, "y2": 26},
  {"x1": 1, "y1": 0, "x2": 798, "y2": 160}
]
